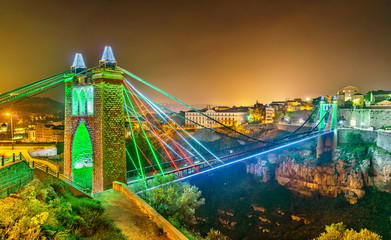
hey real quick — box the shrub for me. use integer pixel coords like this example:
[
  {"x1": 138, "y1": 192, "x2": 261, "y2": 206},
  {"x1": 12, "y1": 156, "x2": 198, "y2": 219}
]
[
  {"x1": 133, "y1": 175, "x2": 205, "y2": 227},
  {"x1": 314, "y1": 222, "x2": 382, "y2": 240},
  {"x1": 0, "y1": 180, "x2": 126, "y2": 240}
]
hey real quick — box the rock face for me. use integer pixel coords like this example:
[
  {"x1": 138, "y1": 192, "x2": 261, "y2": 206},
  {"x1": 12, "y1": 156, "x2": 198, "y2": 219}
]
[
  {"x1": 246, "y1": 147, "x2": 391, "y2": 204},
  {"x1": 371, "y1": 149, "x2": 391, "y2": 192},
  {"x1": 275, "y1": 159, "x2": 365, "y2": 204},
  {"x1": 246, "y1": 159, "x2": 271, "y2": 183}
]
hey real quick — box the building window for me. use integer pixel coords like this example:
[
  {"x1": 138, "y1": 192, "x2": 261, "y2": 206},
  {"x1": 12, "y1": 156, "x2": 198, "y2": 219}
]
[
  {"x1": 72, "y1": 86, "x2": 94, "y2": 116},
  {"x1": 79, "y1": 89, "x2": 86, "y2": 115},
  {"x1": 72, "y1": 88, "x2": 79, "y2": 115},
  {"x1": 87, "y1": 88, "x2": 94, "y2": 115}
]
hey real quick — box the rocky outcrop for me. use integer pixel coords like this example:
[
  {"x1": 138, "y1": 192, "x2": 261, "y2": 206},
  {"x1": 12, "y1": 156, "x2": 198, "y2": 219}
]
[
  {"x1": 275, "y1": 159, "x2": 365, "y2": 204},
  {"x1": 371, "y1": 148, "x2": 391, "y2": 192},
  {"x1": 245, "y1": 145, "x2": 391, "y2": 204},
  {"x1": 246, "y1": 159, "x2": 271, "y2": 182}
]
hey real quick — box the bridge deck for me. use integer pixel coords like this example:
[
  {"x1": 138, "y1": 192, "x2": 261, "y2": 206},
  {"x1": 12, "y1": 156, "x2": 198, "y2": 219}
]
[{"x1": 127, "y1": 130, "x2": 330, "y2": 184}]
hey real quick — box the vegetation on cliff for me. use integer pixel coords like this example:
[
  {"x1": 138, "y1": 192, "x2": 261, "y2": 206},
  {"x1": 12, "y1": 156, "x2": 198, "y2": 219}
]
[
  {"x1": 0, "y1": 179, "x2": 125, "y2": 240},
  {"x1": 314, "y1": 222, "x2": 381, "y2": 240},
  {"x1": 338, "y1": 133, "x2": 372, "y2": 161}
]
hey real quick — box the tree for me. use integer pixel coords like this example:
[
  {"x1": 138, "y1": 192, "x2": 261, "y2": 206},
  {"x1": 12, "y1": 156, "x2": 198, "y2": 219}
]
[
  {"x1": 133, "y1": 175, "x2": 205, "y2": 227},
  {"x1": 314, "y1": 222, "x2": 382, "y2": 240}
]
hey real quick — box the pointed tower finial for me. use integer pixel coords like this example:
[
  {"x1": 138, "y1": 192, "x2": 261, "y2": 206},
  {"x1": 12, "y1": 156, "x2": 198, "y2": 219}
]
[
  {"x1": 99, "y1": 46, "x2": 116, "y2": 67},
  {"x1": 71, "y1": 53, "x2": 87, "y2": 72}
]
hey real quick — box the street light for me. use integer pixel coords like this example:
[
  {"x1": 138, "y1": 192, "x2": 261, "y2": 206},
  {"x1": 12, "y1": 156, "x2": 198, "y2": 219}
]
[{"x1": 5, "y1": 113, "x2": 14, "y2": 150}]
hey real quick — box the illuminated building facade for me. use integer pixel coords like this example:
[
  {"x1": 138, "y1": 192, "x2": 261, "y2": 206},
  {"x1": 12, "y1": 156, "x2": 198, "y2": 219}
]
[
  {"x1": 352, "y1": 93, "x2": 364, "y2": 108},
  {"x1": 185, "y1": 106, "x2": 249, "y2": 128},
  {"x1": 367, "y1": 90, "x2": 391, "y2": 105},
  {"x1": 64, "y1": 48, "x2": 126, "y2": 193},
  {"x1": 286, "y1": 98, "x2": 314, "y2": 112},
  {"x1": 337, "y1": 85, "x2": 361, "y2": 102},
  {"x1": 265, "y1": 107, "x2": 275, "y2": 123},
  {"x1": 33, "y1": 123, "x2": 64, "y2": 142}
]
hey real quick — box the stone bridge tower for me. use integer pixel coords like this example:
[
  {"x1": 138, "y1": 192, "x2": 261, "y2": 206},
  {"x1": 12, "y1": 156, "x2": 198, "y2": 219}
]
[
  {"x1": 316, "y1": 96, "x2": 338, "y2": 159},
  {"x1": 64, "y1": 47, "x2": 126, "y2": 193}
]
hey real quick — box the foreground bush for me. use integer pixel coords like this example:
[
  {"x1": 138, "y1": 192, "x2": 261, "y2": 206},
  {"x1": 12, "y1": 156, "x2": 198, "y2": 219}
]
[
  {"x1": 133, "y1": 174, "x2": 205, "y2": 227},
  {"x1": 0, "y1": 180, "x2": 125, "y2": 240},
  {"x1": 314, "y1": 222, "x2": 382, "y2": 240}
]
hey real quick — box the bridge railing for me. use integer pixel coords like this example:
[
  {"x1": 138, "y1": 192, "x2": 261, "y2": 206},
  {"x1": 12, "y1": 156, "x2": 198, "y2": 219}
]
[
  {"x1": 18, "y1": 154, "x2": 91, "y2": 195},
  {"x1": 127, "y1": 128, "x2": 323, "y2": 178},
  {"x1": 128, "y1": 130, "x2": 329, "y2": 183},
  {"x1": 0, "y1": 153, "x2": 24, "y2": 167}
]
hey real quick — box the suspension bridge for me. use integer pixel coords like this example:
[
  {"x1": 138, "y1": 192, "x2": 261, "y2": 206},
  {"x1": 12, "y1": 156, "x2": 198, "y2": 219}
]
[{"x1": 0, "y1": 46, "x2": 338, "y2": 194}]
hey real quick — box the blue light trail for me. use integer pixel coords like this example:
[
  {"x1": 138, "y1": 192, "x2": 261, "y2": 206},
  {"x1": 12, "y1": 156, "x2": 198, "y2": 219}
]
[{"x1": 136, "y1": 131, "x2": 334, "y2": 194}]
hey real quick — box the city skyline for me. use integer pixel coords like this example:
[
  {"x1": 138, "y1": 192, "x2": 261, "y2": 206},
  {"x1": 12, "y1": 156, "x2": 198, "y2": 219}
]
[{"x1": 1, "y1": 0, "x2": 391, "y2": 105}]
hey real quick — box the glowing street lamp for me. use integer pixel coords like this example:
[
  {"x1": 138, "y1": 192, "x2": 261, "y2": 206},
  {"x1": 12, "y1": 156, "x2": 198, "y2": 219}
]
[{"x1": 5, "y1": 113, "x2": 14, "y2": 150}]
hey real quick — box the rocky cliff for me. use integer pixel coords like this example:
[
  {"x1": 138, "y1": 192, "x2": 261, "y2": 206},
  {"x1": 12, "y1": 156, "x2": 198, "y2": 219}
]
[{"x1": 246, "y1": 148, "x2": 391, "y2": 204}]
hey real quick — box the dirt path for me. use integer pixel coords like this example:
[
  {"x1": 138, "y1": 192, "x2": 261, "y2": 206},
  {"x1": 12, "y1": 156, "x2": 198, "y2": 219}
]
[{"x1": 95, "y1": 189, "x2": 170, "y2": 240}]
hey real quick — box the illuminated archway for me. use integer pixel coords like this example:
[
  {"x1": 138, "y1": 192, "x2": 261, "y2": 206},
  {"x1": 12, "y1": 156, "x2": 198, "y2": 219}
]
[{"x1": 72, "y1": 121, "x2": 93, "y2": 189}]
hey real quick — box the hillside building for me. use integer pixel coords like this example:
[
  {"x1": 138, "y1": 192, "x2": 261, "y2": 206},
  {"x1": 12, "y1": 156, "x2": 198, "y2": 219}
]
[{"x1": 185, "y1": 106, "x2": 249, "y2": 128}]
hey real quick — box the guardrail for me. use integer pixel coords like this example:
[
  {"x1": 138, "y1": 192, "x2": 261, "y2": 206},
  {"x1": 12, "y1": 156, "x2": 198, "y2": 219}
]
[
  {"x1": 12, "y1": 154, "x2": 92, "y2": 196},
  {"x1": 0, "y1": 153, "x2": 24, "y2": 167}
]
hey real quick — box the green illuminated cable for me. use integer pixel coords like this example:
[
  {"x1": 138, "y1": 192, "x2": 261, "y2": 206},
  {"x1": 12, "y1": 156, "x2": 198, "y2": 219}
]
[
  {"x1": 1, "y1": 78, "x2": 66, "y2": 104},
  {"x1": 126, "y1": 148, "x2": 141, "y2": 176},
  {"x1": 0, "y1": 69, "x2": 73, "y2": 99},
  {"x1": 0, "y1": 76, "x2": 64, "y2": 104},
  {"x1": 0, "y1": 66, "x2": 97, "y2": 106},
  {"x1": 119, "y1": 67, "x2": 261, "y2": 142},
  {"x1": 124, "y1": 88, "x2": 165, "y2": 175},
  {"x1": 123, "y1": 88, "x2": 251, "y2": 142},
  {"x1": 124, "y1": 105, "x2": 175, "y2": 160},
  {"x1": 124, "y1": 107, "x2": 148, "y2": 189},
  {"x1": 124, "y1": 93, "x2": 145, "y2": 179}
]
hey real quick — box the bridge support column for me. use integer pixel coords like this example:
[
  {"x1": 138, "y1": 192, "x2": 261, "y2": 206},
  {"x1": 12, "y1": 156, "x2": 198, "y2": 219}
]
[
  {"x1": 316, "y1": 131, "x2": 337, "y2": 159},
  {"x1": 64, "y1": 49, "x2": 126, "y2": 193}
]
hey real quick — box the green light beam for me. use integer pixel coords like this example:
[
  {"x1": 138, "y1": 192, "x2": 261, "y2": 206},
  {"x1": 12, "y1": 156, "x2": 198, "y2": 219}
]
[{"x1": 124, "y1": 88, "x2": 165, "y2": 175}]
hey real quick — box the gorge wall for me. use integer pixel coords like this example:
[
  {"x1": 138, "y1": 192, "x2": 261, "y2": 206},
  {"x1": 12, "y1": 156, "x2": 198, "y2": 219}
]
[{"x1": 246, "y1": 135, "x2": 391, "y2": 204}]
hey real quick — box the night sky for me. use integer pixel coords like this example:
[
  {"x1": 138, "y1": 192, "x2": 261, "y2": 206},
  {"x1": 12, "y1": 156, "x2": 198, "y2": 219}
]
[{"x1": 1, "y1": 0, "x2": 391, "y2": 106}]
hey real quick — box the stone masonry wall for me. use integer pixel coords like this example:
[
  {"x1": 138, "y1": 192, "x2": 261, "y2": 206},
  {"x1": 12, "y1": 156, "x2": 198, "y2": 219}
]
[
  {"x1": 338, "y1": 129, "x2": 378, "y2": 143},
  {"x1": 0, "y1": 161, "x2": 33, "y2": 198},
  {"x1": 339, "y1": 109, "x2": 391, "y2": 129},
  {"x1": 102, "y1": 81, "x2": 126, "y2": 191},
  {"x1": 64, "y1": 82, "x2": 73, "y2": 179},
  {"x1": 338, "y1": 128, "x2": 391, "y2": 153}
]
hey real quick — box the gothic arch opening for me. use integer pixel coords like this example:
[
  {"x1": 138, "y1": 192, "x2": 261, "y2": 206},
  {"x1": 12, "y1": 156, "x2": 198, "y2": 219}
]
[{"x1": 72, "y1": 121, "x2": 93, "y2": 189}]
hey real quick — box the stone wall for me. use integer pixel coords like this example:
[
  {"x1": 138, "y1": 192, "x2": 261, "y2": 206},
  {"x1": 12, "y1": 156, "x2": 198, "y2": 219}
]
[
  {"x1": 338, "y1": 128, "x2": 391, "y2": 154},
  {"x1": 30, "y1": 147, "x2": 57, "y2": 157},
  {"x1": 113, "y1": 182, "x2": 188, "y2": 240},
  {"x1": 338, "y1": 129, "x2": 378, "y2": 143},
  {"x1": 376, "y1": 131, "x2": 391, "y2": 153},
  {"x1": 339, "y1": 109, "x2": 391, "y2": 129},
  {"x1": 0, "y1": 161, "x2": 33, "y2": 198}
]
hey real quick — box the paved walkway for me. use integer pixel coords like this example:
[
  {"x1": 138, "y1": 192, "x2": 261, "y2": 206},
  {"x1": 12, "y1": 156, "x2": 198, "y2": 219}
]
[{"x1": 95, "y1": 189, "x2": 170, "y2": 240}]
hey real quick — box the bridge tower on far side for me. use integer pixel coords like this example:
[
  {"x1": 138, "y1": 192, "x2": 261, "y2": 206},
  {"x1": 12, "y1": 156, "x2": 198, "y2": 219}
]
[
  {"x1": 316, "y1": 96, "x2": 338, "y2": 159},
  {"x1": 64, "y1": 47, "x2": 126, "y2": 193}
]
